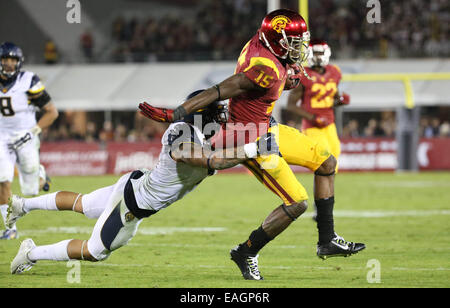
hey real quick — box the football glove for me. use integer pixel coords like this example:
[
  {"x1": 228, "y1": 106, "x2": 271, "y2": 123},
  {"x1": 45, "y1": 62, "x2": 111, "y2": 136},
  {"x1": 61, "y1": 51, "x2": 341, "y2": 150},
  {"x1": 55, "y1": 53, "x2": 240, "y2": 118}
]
[
  {"x1": 335, "y1": 92, "x2": 350, "y2": 106},
  {"x1": 8, "y1": 126, "x2": 41, "y2": 151},
  {"x1": 285, "y1": 64, "x2": 303, "y2": 90},
  {"x1": 244, "y1": 133, "x2": 280, "y2": 158},
  {"x1": 312, "y1": 115, "x2": 330, "y2": 128},
  {"x1": 139, "y1": 102, "x2": 174, "y2": 122}
]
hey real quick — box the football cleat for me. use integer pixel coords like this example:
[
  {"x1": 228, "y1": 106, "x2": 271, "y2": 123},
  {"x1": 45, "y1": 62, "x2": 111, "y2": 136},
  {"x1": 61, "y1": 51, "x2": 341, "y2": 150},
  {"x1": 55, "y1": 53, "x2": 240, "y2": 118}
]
[
  {"x1": 7, "y1": 195, "x2": 26, "y2": 229},
  {"x1": 0, "y1": 229, "x2": 18, "y2": 240},
  {"x1": 230, "y1": 246, "x2": 264, "y2": 280},
  {"x1": 11, "y1": 238, "x2": 36, "y2": 274},
  {"x1": 317, "y1": 233, "x2": 366, "y2": 260},
  {"x1": 39, "y1": 164, "x2": 51, "y2": 192}
]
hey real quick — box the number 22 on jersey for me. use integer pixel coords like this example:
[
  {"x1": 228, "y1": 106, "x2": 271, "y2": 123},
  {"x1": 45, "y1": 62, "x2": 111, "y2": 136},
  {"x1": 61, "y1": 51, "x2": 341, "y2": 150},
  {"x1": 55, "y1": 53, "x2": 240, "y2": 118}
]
[{"x1": 310, "y1": 82, "x2": 337, "y2": 109}]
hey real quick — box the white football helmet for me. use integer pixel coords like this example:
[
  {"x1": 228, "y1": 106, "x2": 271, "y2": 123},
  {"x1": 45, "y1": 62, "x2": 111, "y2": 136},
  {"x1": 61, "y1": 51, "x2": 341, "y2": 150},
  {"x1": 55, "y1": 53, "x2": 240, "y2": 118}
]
[{"x1": 307, "y1": 39, "x2": 331, "y2": 67}]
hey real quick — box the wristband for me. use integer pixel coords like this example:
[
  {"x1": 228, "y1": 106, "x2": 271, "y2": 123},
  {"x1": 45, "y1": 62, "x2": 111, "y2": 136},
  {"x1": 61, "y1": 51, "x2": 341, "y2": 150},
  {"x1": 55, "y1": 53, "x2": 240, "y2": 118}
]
[
  {"x1": 214, "y1": 84, "x2": 221, "y2": 100},
  {"x1": 207, "y1": 152, "x2": 215, "y2": 170},
  {"x1": 173, "y1": 106, "x2": 188, "y2": 121},
  {"x1": 30, "y1": 125, "x2": 42, "y2": 136},
  {"x1": 243, "y1": 143, "x2": 258, "y2": 158}
]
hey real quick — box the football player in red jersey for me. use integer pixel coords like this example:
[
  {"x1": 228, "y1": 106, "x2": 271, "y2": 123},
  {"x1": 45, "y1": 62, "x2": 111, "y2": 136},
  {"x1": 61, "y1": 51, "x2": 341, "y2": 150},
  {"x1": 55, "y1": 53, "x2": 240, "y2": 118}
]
[
  {"x1": 287, "y1": 39, "x2": 350, "y2": 169},
  {"x1": 139, "y1": 9, "x2": 365, "y2": 280}
]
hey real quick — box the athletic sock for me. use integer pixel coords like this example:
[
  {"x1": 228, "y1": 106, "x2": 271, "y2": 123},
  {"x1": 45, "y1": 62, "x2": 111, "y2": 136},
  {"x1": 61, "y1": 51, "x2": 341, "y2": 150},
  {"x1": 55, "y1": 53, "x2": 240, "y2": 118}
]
[
  {"x1": 0, "y1": 204, "x2": 15, "y2": 230},
  {"x1": 315, "y1": 196, "x2": 335, "y2": 245},
  {"x1": 238, "y1": 226, "x2": 273, "y2": 256},
  {"x1": 28, "y1": 239, "x2": 71, "y2": 262},
  {"x1": 23, "y1": 192, "x2": 58, "y2": 213}
]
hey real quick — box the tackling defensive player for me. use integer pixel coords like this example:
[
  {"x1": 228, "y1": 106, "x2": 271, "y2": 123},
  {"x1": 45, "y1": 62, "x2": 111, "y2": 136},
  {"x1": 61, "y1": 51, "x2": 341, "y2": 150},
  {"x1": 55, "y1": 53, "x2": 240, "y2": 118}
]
[
  {"x1": 138, "y1": 9, "x2": 365, "y2": 280},
  {"x1": 7, "y1": 91, "x2": 278, "y2": 274},
  {"x1": 0, "y1": 42, "x2": 58, "y2": 240}
]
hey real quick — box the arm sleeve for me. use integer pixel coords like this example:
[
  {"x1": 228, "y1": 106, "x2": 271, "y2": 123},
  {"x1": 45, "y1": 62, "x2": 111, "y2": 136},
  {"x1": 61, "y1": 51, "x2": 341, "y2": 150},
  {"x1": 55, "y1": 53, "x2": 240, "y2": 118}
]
[
  {"x1": 27, "y1": 74, "x2": 46, "y2": 95},
  {"x1": 29, "y1": 90, "x2": 51, "y2": 108}
]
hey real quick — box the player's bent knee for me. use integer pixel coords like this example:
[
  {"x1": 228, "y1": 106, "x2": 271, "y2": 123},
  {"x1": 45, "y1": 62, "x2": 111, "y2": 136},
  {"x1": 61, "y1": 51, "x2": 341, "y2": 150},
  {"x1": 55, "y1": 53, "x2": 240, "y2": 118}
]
[
  {"x1": 85, "y1": 240, "x2": 110, "y2": 262},
  {"x1": 283, "y1": 201, "x2": 308, "y2": 221},
  {"x1": 315, "y1": 155, "x2": 337, "y2": 176}
]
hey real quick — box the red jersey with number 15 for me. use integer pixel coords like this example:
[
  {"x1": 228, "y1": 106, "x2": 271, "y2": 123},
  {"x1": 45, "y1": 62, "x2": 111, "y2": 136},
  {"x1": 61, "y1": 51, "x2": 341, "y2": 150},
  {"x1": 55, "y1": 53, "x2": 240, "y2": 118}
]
[
  {"x1": 229, "y1": 33, "x2": 288, "y2": 127},
  {"x1": 299, "y1": 64, "x2": 342, "y2": 130}
]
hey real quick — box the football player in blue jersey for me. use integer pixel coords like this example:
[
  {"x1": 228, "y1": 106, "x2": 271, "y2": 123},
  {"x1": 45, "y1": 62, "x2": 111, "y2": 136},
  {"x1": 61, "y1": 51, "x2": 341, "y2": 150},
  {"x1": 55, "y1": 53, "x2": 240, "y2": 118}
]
[{"x1": 0, "y1": 42, "x2": 59, "y2": 239}]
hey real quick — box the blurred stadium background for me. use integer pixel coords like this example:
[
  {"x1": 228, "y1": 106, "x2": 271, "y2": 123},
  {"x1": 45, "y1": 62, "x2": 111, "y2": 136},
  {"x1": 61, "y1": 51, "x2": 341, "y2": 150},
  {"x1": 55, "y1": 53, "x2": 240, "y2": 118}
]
[{"x1": 1, "y1": 0, "x2": 449, "y2": 175}]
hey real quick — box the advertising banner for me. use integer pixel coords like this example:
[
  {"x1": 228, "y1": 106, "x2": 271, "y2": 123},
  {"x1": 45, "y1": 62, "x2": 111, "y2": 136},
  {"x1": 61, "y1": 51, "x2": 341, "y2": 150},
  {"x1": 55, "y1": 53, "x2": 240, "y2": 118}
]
[{"x1": 39, "y1": 138, "x2": 450, "y2": 175}]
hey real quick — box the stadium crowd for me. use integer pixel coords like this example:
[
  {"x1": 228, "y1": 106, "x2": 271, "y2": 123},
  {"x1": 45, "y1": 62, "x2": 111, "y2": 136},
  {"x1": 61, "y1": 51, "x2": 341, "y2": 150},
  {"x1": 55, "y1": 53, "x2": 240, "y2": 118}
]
[
  {"x1": 35, "y1": 0, "x2": 449, "y2": 143},
  {"x1": 107, "y1": 0, "x2": 449, "y2": 62}
]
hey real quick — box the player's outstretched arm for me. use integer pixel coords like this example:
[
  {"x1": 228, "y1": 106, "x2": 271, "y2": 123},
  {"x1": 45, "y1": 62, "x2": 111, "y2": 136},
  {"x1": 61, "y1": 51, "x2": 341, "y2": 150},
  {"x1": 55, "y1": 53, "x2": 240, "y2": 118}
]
[
  {"x1": 171, "y1": 132, "x2": 279, "y2": 170},
  {"x1": 181, "y1": 72, "x2": 262, "y2": 114},
  {"x1": 171, "y1": 143, "x2": 247, "y2": 170},
  {"x1": 139, "y1": 73, "x2": 264, "y2": 123}
]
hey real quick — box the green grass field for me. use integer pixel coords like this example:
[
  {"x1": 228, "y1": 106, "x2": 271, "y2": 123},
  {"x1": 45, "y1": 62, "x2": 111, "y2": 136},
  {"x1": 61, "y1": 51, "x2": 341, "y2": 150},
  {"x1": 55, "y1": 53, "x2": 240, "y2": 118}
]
[{"x1": 1, "y1": 172, "x2": 449, "y2": 288}]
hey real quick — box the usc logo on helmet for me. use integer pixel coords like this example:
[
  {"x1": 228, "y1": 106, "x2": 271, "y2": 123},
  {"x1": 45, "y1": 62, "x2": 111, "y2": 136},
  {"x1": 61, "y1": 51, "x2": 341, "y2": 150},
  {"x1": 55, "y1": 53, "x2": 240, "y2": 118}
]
[{"x1": 270, "y1": 15, "x2": 291, "y2": 33}]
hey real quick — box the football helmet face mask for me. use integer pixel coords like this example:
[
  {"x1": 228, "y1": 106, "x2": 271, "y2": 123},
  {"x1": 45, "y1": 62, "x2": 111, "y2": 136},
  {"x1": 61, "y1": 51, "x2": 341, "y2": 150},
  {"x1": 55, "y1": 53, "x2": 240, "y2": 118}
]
[
  {"x1": 0, "y1": 42, "x2": 24, "y2": 79},
  {"x1": 259, "y1": 9, "x2": 310, "y2": 64},
  {"x1": 308, "y1": 39, "x2": 331, "y2": 67}
]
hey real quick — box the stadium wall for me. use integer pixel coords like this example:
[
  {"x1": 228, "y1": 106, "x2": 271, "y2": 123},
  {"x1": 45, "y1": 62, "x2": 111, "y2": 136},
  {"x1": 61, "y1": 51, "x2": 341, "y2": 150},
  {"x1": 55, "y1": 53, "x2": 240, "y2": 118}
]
[{"x1": 39, "y1": 138, "x2": 450, "y2": 176}]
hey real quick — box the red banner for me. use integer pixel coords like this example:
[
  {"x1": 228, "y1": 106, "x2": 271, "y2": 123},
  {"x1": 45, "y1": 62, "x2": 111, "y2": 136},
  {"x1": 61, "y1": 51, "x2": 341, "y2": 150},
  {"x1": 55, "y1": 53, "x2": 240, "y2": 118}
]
[
  {"x1": 106, "y1": 142, "x2": 162, "y2": 174},
  {"x1": 339, "y1": 138, "x2": 397, "y2": 171},
  {"x1": 417, "y1": 138, "x2": 450, "y2": 170},
  {"x1": 40, "y1": 142, "x2": 108, "y2": 176},
  {"x1": 39, "y1": 138, "x2": 450, "y2": 175}
]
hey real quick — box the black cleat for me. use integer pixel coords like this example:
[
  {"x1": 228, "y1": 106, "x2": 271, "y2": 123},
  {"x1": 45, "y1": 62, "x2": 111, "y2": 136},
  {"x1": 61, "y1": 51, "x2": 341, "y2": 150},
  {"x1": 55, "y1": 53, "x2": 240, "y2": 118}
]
[
  {"x1": 230, "y1": 246, "x2": 264, "y2": 280},
  {"x1": 39, "y1": 164, "x2": 51, "y2": 192},
  {"x1": 317, "y1": 234, "x2": 366, "y2": 260},
  {"x1": 42, "y1": 176, "x2": 51, "y2": 192}
]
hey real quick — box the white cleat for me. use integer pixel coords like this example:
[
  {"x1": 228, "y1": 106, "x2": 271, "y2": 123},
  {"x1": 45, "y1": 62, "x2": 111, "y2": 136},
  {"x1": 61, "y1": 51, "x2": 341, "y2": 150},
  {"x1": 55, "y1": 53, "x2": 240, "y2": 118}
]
[
  {"x1": 11, "y1": 238, "x2": 36, "y2": 274},
  {"x1": 7, "y1": 195, "x2": 26, "y2": 229}
]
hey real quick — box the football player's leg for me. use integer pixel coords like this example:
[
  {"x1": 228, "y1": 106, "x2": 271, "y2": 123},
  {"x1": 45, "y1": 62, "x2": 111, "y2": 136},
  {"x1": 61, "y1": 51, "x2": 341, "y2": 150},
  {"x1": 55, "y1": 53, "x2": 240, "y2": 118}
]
[
  {"x1": 276, "y1": 124, "x2": 338, "y2": 244},
  {"x1": 16, "y1": 136, "x2": 41, "y2": 197},
  {"x1": 84, "y1": 173, "x2": 143, "y2": 262},
  {"x1": 303, "y1": 124, "x2": 341, "y2": 171},
  {"x1": 231, "y1": 155, "x2": 308, "y2": 280},
  {"x1": 243, "y1": 155, "x2": 309, "y2": 240},
  {"x1": 13, "y1": 174, "x2": 141, "y2": 274},
  {"x1": 325, "y1": 124, "x2": 341, "y2": 171},
  {"x1": 13, "y1": 180, "x2": 118, "y2": 227},
  {"x1": 277, "y1": 124, "x2": 365, "y2": 257},
  {"x1": 0, "y1": 139, "x2": 18, "y2": 239}
]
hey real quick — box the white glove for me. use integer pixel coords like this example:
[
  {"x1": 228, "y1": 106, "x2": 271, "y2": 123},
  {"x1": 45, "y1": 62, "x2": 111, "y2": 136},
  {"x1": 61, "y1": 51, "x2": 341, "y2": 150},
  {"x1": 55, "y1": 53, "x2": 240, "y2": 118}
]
[
  {"x1": 243, "y1": 133, "x2": 280, "y2": 158},
  {"x1": 8, "y1": 125, "x2": 41, "y2": 151},
  {"x1": 243, "y1": 143, "x2": 258, "y2": 158}
]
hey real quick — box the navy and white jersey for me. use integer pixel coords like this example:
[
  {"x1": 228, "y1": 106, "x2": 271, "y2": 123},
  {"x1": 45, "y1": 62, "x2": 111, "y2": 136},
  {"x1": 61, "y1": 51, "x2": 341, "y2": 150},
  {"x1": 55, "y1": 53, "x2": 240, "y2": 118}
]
[
  {"x1": 131, "y1": 122, "x2": 214, "y2": 212},
  {"x1": 0, "y1": 71, "x2": 46, "y2": 133}
]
